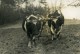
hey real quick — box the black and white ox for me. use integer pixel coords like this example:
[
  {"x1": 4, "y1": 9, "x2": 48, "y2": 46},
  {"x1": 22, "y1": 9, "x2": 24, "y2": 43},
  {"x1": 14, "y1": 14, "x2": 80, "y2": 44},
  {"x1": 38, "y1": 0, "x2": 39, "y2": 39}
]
[
  {"x1": 48, "y1": 12, "x2": 64, "y2": 40},
  {"x1": 22, "y1": 15, "x2": 44, "y2": 48}
]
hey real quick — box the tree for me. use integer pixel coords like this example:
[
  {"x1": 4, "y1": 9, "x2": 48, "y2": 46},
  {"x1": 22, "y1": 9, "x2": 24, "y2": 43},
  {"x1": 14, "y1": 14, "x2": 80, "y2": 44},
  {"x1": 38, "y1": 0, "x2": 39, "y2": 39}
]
[
  {"x1": 67, "y1": 0, "x2": 80, "y2": 7},
  {"x1": 0, "y1": 0, "x2": 29, "y2": 25},
  {"x1": 1, "y1": 0, "x2": 15, "y2": 6}
]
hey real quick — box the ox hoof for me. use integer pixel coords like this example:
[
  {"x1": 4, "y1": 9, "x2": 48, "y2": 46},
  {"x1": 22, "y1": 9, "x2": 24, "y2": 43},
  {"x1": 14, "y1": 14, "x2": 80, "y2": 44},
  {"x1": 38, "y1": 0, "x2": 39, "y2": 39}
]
[
  {"x1": 52, "y1": 37, "x2": 58, "y2": 40},
  {"x1": 51, "y1": 36, "x2": 54, "y2": 40},
  {"x1": 53, "y1": 38, "x2": 57, "y2": 40},
  {"x1": 28, "y1": 41, "x2": 32, "y2": 48},
  {"x1": 28, "y1": 46, "x2": 32, "y2": 48},
  {"x1": 52, "y1": 36, "x2": 57, "y2": 40}
]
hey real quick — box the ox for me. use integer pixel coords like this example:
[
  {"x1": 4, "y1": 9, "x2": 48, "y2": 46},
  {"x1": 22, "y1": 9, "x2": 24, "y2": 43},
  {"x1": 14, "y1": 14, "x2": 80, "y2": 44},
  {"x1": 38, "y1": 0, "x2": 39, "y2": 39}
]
[
  {"x1": 48, "y1": 11, "x2": 64, "y2": 40},
  {"x1": 22, "y1": 15, "x2": 44, "y2": 48}
]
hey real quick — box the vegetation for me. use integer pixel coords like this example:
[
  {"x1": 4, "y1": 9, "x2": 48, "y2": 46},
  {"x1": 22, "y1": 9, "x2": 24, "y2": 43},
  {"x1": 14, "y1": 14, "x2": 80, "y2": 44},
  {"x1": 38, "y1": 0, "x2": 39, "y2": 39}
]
[
  {"x1": 0, "y1": 0, "x2": 20, "y2": 25},
  {"x1": 0, "y1": 0, "x2": 79, "y2": 25},
  {"x1": 0, "y1": 0, "x2": 50, "y2": 25}
]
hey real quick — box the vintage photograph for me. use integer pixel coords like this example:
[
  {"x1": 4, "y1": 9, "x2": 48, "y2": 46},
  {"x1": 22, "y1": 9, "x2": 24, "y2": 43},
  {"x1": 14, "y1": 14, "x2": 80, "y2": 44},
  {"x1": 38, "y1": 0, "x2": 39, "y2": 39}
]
[{"x1": 0, "y1": 0, "x2": 80, "y2": 54}]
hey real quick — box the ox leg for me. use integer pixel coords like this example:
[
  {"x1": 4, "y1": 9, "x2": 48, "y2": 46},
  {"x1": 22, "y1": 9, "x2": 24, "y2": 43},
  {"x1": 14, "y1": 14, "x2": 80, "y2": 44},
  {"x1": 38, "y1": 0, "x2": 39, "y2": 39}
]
[
  {"x1": 37, "y1": 30, "x2": 42, "y2": 40},
  {"x1": 53, "y1": 32, "x2": 57, "y2": 40},
  {"x1": 32, "y1": 36, "x2": 36, "y2": 47},
  {"x1": 28, "y1": 38, "x2": 32, "y2": 48},
  {"x1": 51, "y1": 35, "x2": 54, "y2": 40},
  {"x1": 56, "y1": 25, "x2": 62, "y2": 39},
  {"x1": 50, "y1": 25, "x2": 56, "y2": 40},
  {"x1": 51, "y1": 32, "x2": 57, "y2": 40},
  {"x1": 27, "y1": 34, "x2": 33, "y2": 48},
  {"x1": 51, "y1": 27, "x2": 58, "y2": 40},
  {"x1": 28, "y1": 36, "x2": 36, "y2": 48}
]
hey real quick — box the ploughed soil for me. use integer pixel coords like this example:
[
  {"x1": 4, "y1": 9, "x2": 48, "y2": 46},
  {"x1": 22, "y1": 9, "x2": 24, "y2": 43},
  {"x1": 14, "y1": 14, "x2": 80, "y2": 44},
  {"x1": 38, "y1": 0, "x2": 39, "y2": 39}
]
[{"x1": 0, "y1": 19, "x2": 80, "y2": 54}]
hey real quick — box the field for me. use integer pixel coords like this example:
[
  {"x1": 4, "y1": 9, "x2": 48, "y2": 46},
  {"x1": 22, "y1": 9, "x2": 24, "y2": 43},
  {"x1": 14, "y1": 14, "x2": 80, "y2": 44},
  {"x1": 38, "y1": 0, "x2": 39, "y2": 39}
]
[{"x1": 0, "y1": 19, "x2": 80, "y2": 54}]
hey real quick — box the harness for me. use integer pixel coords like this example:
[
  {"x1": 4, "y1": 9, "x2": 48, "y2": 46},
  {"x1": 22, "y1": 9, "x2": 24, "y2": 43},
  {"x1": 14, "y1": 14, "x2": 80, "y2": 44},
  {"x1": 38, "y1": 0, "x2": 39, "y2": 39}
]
[{"x1": 26, "y1": 15, "x2": 38, "y2": 25}]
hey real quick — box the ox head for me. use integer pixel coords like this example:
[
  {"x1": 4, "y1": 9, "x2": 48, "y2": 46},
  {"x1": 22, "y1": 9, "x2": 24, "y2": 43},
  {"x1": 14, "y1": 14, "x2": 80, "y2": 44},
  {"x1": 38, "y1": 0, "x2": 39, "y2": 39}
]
[{"x1": 26, "y1": 14, "x2": 42, "y2": 35}]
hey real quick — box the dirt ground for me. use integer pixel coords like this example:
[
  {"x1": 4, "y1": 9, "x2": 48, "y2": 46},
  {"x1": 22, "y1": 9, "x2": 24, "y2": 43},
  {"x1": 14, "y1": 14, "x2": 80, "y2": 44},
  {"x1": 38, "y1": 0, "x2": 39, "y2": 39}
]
[{"x1": 0, "y1": 19, "x2": 80, "y2": 54}]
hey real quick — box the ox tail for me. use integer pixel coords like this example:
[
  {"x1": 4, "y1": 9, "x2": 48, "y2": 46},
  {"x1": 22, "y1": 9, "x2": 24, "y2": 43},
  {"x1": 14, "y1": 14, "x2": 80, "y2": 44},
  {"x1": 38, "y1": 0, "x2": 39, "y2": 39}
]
[{"x1": 22, "y1": 18, "x2": 26, "y2": 32}]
